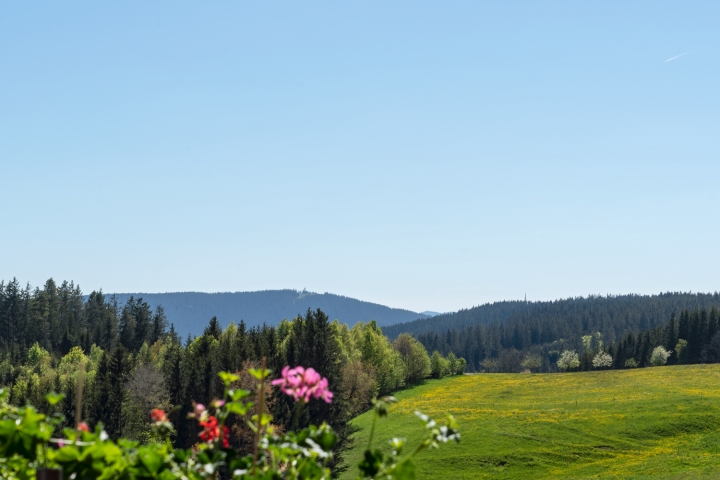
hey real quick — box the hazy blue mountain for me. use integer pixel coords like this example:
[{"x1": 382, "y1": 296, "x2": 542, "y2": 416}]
[{"x1": 104, "y1": 289, "x2": 429, "y2": 337}]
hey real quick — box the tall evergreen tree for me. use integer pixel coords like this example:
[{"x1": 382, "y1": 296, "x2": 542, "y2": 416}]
[
  {"x1": 150, "y1": 305, "x2": 168, "y2": 344},
  {"x1": 119, "y1": 308, "x2": 136, "y2": 351},
  {"x1": 89, "y1": 347, "x2": 127, "y2": 439}
]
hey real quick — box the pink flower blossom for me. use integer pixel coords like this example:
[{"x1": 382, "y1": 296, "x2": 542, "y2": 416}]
[{"x1": 272, "y1": 366, "x2": 334, "y2": 403}]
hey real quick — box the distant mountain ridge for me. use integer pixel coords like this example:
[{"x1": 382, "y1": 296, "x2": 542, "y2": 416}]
[
  {"x1": 104, "y1": 289, "x2": 430, "y2": 337},
  {"x1": 384, "y1": 300, "x2": 528, "y2": 339}
]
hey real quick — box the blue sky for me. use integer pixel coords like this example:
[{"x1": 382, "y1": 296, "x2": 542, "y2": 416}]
[{"x1": 2, "y1": 1, "x2": 719, "y2": 313}]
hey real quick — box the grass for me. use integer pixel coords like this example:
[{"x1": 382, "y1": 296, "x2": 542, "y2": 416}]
[{"x1": 340, "y1": 365, "x2": 720, "y2": 479}]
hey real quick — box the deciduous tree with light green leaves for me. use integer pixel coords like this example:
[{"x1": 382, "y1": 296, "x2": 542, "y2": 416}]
[
  {"x1": 392, "y1": 333, "x2": 431, "y2": 384},
  {"x1": 430, "y1": 351, "x2": 448, "y2": 379},
  {"x1": 520, "y1": 354, "x2": 542, "y2": 372}
]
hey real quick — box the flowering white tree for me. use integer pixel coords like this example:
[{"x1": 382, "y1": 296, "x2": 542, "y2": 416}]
[
  {"x1": 650, "y1": 346, "x2": 672, "y2": 366},
  {"x1": 592, "y1": 351, "x2": 613, "y2": 369},
  {"x1": 557, "y1": 350, "x2": 580, "y2": 371}
]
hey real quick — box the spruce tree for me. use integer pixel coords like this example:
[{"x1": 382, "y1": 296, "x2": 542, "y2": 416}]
[
  {"x1": 150, "y1": 305, "x2": 168, "y2": 344},
  {"x1": 203, "y1": 316, "x2": 222, "y2": 340},
  {"x1": 678, "y1": 309, "x2": 690, "y2": 342},
  {"x1": 89, "y1": 347, "x2": 127, "y2": 439},
  {"x1": 119, "y1": 308, "x2": 136, "y2": 351}
]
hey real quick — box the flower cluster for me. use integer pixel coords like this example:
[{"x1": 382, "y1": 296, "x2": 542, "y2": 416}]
[
  {"x1": 199, "y1": 415, "x2": 230, "y2": 447},
  {"x1": 188, "y1": 402, "x2": 229, "y2": 447},
  {"x1": 272, "y1": 366, "x2": 333, "y2": 403}
]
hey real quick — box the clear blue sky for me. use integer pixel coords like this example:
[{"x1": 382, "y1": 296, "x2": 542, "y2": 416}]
[{"x1": 2, "y1": 1, "x2": 719, "y2": 313}]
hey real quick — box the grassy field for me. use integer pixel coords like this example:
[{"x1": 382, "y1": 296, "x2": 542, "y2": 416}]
[{"x1": 340, "y1": 365, "x2": 720, "y2": 479}]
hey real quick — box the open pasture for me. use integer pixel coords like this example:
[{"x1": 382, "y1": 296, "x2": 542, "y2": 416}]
[{"x1": 342, "y1": 365, "x2": 720, "y2": 479}]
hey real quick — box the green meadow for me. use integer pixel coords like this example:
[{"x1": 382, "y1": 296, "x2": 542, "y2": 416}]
[{"x1": 341, "y1": 365, "x2": 720, "y2": 479}]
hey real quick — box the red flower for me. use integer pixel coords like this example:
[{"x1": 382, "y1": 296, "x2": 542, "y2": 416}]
[
  {"x1": 151, "y1": 408, "x2": 168, "y2": 423},
  {"x1": 198, "y1": 415, "x2": 229, "y2": 447},
  {"x1": 77, "y1": 421, "x2": 90, "y2": 432},
  {"x1": 222, "y1": 426, "x2": 229, "y2": 448}
]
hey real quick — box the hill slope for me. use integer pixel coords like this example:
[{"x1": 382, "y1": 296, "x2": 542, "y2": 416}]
[
  {"x1": 383, "y1": 300, "x2": 528, "y2": 338},
  {"x1": 384, "y1": 293, "x2": 720, "y2": 340},
  {"x1": 342, "y1": 366, "x2": 720, "y2": 479},
  {"x1": 105, "y1": 290, "x2": 428, "y2": 337}
]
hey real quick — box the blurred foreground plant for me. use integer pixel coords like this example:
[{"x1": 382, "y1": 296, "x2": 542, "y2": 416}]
[
  {"x1": 0, "y1": 362, "x2": 458, "y2": 479},
  {"x1": 356, "y1": 396, "x2": 460, "y2": 480}
]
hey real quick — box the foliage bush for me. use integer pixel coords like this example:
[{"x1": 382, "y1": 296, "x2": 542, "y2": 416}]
[{"x1": 0, "y1": 365, "x2": 459, "y2": 479}]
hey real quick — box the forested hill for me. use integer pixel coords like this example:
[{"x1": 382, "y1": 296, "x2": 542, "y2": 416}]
[
  {"x1": 383, "y1": 300, "x2": 528, "y2": 339},
  {"x1": 106, "y1": 290, "x2": 428, "y2": 336},
  {"x1": 384, "y1": 292, "x2": 720, "y2": 340},
  {"x1": 382, "y1": 292, "x2": 720, "y2": 373}
]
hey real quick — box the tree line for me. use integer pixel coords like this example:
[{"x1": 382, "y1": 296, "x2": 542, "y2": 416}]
[
  {"x1": 0, "y1": 278, "x2": 171, "y2": 359},
  {"x1": 415, "y1": 306, "x2": 720, "y2": 374},
  {"x1": 407, "y1": 293, "x2": 720, "y2": 373}
]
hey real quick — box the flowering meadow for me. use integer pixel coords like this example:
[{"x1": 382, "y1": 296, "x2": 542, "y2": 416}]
[{"x1": 342, "y1": 365, "x2": 720, "y2": 479}]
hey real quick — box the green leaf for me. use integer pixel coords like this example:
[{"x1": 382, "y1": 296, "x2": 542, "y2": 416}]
[
  {"x1": 173, "y1": 448, "x2": 191, "y2": 462},
  {"x1": 138, "y1": 447, "x2": 164, "y2": 474},
  {"x1": 118, "y1": 438, "x2": 139, "y2": 449},
  {"x1": 54, "y1": 446, "x2": 81, "y2": 463},
  {"x1": 250, "y1": 413, "x2": 273, "y2": 427},
  {"x1": 247, "y1": 368, "x2": 271, "y2": 380},
  {"x1": 225, "y1": 402, "x2": 249, "y2": 416},
  {"x1": 219, "y1": 372, "x2": 240, "y2": 386},
  {"x1": 392, "y1": 460, "x2": 416, "y2": 480},
  {"x1": 45, "y1": 393, "x2": 65, "y2": 406},
  {"x1": 316, "y1": 430, "x2": 337, "y2": 451},
  {"x1": 229, "y1": 389, "x2": 250, "y2": 401}
]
